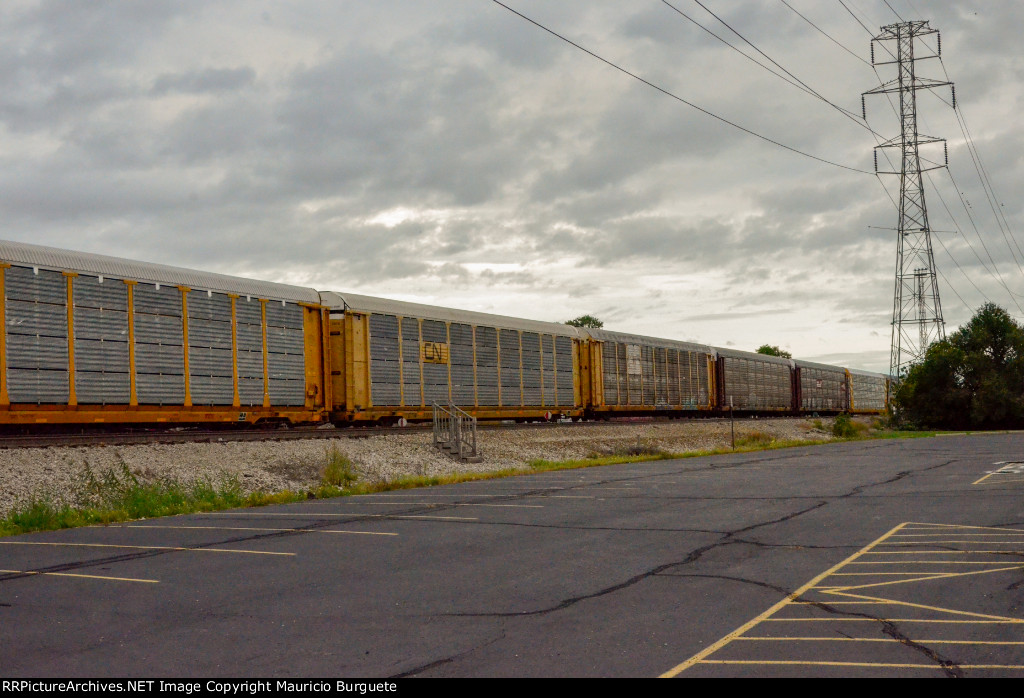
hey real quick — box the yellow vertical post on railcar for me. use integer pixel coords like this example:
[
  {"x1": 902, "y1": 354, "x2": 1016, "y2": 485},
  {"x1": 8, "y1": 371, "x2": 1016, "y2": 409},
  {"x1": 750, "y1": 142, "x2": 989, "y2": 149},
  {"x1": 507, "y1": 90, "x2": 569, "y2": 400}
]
[
  {"x1": 575, "y1": 338, "x2": 588, "y2": 409},
  {"x1": 180, "y1": 287, "x2": 192, "y2": 408},
  {"x1": 300, "y1": 304, "x2": 325, "y2": 411},
  {"x1": 0, "y1": 263, "x2": 8, "y2": 407},
  {"x1": 319, "y1": 308, "x2": 332, "y2": 413},
  {"x1": 124, "y1": 281, "x2": 138, "y2": 407},
  {"x1": 446, "y1": 322, "x2": 452, "y2": 404},
  {"x1": 329, "y1": 317, "x2": 345, "y2": 412},
  {"x1": 344, "y1": 312, "x2": 371, "y2": 411},
  {"x1": 64, "y1": 273, "x2": 77, "y2": 407},
  {"x1": 591, "y1": 340, "x2": 605, "y2": 408}
]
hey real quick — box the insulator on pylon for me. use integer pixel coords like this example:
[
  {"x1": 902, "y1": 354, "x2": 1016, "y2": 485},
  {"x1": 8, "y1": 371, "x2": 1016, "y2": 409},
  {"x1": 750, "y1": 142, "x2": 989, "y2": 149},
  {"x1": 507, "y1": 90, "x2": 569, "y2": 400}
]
[
  {"x1": 874, "y1": 150, "x2": 878, "y2": 172},
  {"x1": 870, "y1": 42, "x2": 875, "y2": 65},
  {"x1": 944, "y1": 141, "x2": 948, "y2": 165},
  {"x1": 862, "y1": 95, "x2": 866, "y2": 119},
  {"x1": 951, "y1": 85, "x2": 956, "y2": 109},
  {"x1": 937, "y1": 33, "x2": 942, "y2": 56}
]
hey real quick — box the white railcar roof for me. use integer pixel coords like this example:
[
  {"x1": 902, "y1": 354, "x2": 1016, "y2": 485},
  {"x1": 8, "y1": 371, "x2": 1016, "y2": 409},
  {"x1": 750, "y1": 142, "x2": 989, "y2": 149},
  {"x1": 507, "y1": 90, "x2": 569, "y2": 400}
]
[
  {"x1": 578, "y1": 328, "x2": 714, "y2": 355},
  {"x1": 320, "y1": 291, "x2": 580, "y2": 337},
  {"x1": 847, "y1": 367, "x2": 890, "y2": 379},
  {"x1": 0, "y1": 239, "x2": 320, "y2": 303},
  {"x1": 715, "y1": 346, "x2": 795, "y2": 367},
  {"x1": 794, "y1": 358, "x2": 849, "y2": 373}
]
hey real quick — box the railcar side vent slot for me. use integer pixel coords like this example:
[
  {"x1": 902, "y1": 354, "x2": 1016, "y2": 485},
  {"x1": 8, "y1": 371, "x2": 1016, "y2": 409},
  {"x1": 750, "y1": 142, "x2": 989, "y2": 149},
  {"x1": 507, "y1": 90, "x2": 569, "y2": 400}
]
[{"x1": 431, "y1": 401, "x2": 481, "y2": 463}]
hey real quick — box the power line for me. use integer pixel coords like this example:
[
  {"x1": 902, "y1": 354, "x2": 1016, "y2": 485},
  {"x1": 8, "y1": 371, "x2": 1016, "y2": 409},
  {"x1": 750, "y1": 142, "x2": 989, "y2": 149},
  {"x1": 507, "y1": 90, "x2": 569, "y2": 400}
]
[
  {"x1": 668, "y1": 0, "x2": 875, "y2": 134},
  {"x1": 777, "y1": 0, "x2": 871, "y2": 67},
  {"x1": 490, "y1": 0, "x2": 872, "y2": 174}
]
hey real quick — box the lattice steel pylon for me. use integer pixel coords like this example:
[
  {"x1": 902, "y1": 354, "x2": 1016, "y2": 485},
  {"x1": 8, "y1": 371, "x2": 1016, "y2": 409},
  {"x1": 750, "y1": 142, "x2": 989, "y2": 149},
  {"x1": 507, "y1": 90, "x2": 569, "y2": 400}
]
[{"x1": 862, "y1": 21, "x2": 955, "y2": 379}]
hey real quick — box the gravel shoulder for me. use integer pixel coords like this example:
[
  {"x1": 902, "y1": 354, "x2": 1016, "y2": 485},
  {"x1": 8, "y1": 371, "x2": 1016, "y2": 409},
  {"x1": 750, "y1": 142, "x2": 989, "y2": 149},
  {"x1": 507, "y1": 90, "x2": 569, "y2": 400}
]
[{"x1": 0, "y1": 417, "x2": 848, "y2": 516}]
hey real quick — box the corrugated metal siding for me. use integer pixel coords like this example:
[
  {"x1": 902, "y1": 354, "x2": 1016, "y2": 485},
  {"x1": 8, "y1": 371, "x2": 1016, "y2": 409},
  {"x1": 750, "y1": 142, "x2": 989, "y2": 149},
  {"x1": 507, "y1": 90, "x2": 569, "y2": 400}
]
[
  {"x1": 499, "y1": 329, "x2": 521, "y2": 407},
  {"x1": 598, "y1": 339, "x2": 710, "y2": 409},
  {"x1": 450, "y1": 322, "x2": 474, "y2": 407},
  {"x1": 602, "y1": 342, "x2": 619, "y2": 405},
  {"x1": 369, "y1": 313, "x2": 401, "y2": 406},
  {"x1": 236, "y1": 297, "x2": 264, "y2": 406},
  {"x1": 265, "y1": 301, "x2": 305, "y2": 406},
  {"x1": 401, "y1": 317, "x2": 421, "y2": 407},
  {"x1": 73, "y1": 275, "x2": 130, "y2": 404},
  {"x1": 521, "y1": 331, "x2": 542, "y2": 406},
  {"x1": 187, "y1": 291, "x2": 234, "y2": 406},
  {"x1": 723, "y1": 356, "x2": 791, "y2": 410},
  {"x1": 133, "y1": 282, "x2": 185, "y2": 405},
  {"x1": 555, "y1": 335, "x2": 573, "y2": 405},
  {"x1": 360, "y1": 314, "x2": 576, "y2": 412},
  {"x1": 5, "y1": 265, "x2": 69, "y2": 403},
  {"x1": 421, "y1": 319, "x2": 448, "y2": 405},
  {"x1": 851, "y1": 373, "x2": 887, "y2": 410},
  {"x1": 476, "y1": 326, "x2": 498, "y2": 406},
  {"x1": 799, "y1": 365, "x2": 847, "y2": 411}
]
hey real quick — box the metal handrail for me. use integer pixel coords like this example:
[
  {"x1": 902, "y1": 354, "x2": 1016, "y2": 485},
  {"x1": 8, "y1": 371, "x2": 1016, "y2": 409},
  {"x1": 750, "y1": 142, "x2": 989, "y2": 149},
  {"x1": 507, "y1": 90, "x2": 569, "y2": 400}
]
[{"x1": 431, "y1": 402, "x2": 479, "y2": 460}]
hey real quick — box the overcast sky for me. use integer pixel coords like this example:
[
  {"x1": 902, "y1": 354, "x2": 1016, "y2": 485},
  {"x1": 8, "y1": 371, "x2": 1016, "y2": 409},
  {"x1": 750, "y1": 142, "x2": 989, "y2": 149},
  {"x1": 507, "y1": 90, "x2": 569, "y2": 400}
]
[{"x1": 2, "y1": 0, "x2": 1022, "y2": 372}]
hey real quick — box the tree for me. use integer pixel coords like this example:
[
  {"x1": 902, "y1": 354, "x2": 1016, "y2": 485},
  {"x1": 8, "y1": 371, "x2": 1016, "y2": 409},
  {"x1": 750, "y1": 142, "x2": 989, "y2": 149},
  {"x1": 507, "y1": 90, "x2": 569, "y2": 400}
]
[
  {"x1": 756, "y1": 344, "x2": 792, "y2": 358},
  {"x1": 895, "y1": 303, "x2": 1024, "y2": 429},
  {"x1": 566, "y1": 314, "x2": 604, "y2": 329}
]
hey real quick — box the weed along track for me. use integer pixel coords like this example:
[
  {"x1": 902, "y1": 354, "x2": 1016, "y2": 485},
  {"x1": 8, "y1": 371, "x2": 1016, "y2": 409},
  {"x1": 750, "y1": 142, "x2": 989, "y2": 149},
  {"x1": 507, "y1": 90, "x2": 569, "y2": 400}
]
[{"x1": 0, "y1": 416, "x2": 916, "y2": 536}]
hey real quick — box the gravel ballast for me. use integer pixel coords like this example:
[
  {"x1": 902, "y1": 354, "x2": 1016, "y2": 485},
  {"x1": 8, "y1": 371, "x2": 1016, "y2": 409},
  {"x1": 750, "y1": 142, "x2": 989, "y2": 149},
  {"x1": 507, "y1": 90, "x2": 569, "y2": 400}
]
[{"x1": 0, "y1": 417, "x2": 848, "y2": 516}]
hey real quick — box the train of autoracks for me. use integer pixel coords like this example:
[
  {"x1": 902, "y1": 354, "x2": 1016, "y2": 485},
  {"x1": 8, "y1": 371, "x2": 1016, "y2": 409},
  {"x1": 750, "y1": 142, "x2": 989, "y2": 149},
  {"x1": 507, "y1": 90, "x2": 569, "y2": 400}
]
[{"x1": 0, "y1": 239, "x2": 887, "y2": 430}]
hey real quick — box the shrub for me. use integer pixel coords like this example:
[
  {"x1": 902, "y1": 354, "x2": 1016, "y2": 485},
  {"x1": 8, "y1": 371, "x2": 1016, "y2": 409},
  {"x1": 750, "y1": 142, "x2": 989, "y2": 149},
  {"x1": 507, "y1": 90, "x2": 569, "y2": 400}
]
[{"x1": 832, "y1": 414, "x2": 857, "y2": 438}]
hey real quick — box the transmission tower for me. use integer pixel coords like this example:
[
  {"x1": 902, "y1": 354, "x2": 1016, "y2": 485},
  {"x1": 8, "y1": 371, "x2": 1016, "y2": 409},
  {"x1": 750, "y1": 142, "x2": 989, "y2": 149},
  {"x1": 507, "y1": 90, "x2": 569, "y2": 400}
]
[{"x1": 862, "y1": 21, "x2": 955, "y2": 379}]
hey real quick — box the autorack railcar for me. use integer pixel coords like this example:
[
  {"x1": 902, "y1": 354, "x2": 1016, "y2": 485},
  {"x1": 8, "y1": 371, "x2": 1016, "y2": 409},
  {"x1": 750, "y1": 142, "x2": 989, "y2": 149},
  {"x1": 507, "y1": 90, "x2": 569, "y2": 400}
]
[
  {"x1": 847, "y1": 368, "x2": 889, "y2": 414},
  {"x1": 578, "y1": 328, "x2": 715, "y2": 417},
  {"x1": 0, "y1": 240, "x2": 330, "y2": 427},
  {"x1": 794, "y1": 359, "x2": 849, "y2": 414},
  {"x1": 715, "y1": 347, "x2": 795, "y2": 412},
  {"x1": 320, "y1": 291, "x2": 583, "y2": 424}
]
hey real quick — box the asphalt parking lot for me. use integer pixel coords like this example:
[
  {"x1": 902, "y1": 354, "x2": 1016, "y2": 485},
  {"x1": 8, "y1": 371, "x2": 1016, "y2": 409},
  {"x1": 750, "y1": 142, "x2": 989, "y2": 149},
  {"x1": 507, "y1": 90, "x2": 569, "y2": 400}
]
[{"x1": 2, "y1": 433, "x2": 1024, "y2": 677}]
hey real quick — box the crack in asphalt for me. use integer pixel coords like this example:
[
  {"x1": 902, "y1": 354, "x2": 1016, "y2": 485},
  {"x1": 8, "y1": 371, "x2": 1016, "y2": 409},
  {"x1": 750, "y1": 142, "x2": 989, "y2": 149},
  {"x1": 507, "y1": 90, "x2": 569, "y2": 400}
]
[
  {"x1": 651, "y1": 573, "x2": 963, "y2": 677},
  {"x1": 804, "y1": 601, "x2": 964, "y2": 678},
  {"x1": 387, "y1": 630, "x2": 506, "y2": 679},
  {"x1": 439, "y1": 459, "x2": 965, "y2": 620},
  {"x1": 443, "y1": 501, "x2": 831, "y2": 618}
]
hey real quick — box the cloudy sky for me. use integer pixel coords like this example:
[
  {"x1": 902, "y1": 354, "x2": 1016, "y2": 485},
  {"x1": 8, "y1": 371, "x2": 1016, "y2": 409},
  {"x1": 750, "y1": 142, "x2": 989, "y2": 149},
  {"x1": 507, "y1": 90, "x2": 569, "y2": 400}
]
[{"x1": 3, "y1": 0, "x2": 1022, "y2": 372}]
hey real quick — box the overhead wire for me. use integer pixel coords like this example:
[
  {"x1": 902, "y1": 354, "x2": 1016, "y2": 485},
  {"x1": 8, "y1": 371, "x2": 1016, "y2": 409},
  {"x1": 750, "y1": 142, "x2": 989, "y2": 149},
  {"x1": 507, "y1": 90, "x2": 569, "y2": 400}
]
[{"x1": 489, "y1": 0, "x2": 872, "y2": 174}]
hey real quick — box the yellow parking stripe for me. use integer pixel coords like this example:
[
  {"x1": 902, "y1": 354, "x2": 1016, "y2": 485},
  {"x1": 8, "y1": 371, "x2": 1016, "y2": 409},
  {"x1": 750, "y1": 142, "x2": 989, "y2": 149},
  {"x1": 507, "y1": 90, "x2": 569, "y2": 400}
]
[
  {"x1": 0, "y1": 568, "x2": 158, "y2": 583},
  {"x1": 737, "y1": 637, "x2": 1024, "y2": 645},
  {"x1": 659, "y1": 522, "x2": 909, "y2": 678},
  {"x1": 662, "y1": 522, "x2": 1024, "y2": 677},
  {"x1": 762, "y1": 618, "x2": 1024, "y2": 624},
  {"x1": 698, "y1": 660, "x2": 1024, "y2": 669},
  {"x1": 905, "y1": 523, "x2": 1024, "y2": 533},
  {"x1": 0, "y1": 541, "x2": 293, "y2": 556}
]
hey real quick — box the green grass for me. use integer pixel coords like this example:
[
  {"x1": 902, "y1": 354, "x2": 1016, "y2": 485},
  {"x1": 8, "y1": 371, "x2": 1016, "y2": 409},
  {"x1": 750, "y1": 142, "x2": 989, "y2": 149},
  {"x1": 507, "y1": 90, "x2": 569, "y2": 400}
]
[{"x1": 0, "y1": 424, "x2": 939, "y2": 538}]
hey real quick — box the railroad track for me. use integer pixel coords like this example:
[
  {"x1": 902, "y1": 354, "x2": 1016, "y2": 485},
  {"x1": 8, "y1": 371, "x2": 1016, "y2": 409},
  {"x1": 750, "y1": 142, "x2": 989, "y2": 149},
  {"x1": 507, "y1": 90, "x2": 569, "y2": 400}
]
[{"x1": 0, "y1": 415, "x2": 777, "y2": 449}]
